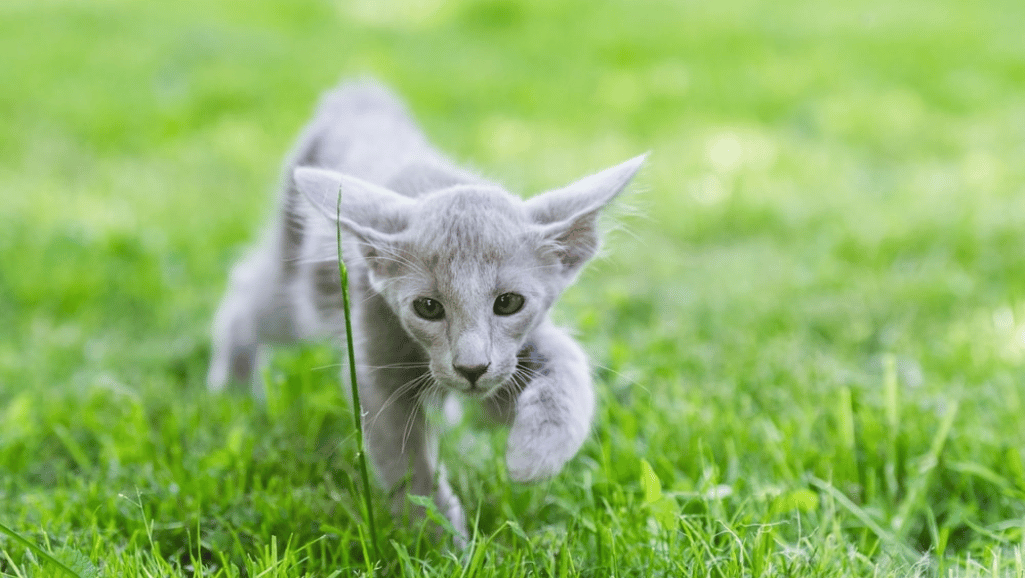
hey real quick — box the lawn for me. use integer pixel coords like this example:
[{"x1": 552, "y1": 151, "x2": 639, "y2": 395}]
[{"x1": 2, "y1": 0, "x2": 1024, "y2": 575}]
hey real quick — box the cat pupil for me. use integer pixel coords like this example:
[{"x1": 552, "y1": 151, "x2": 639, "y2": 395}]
[
  {"x1": 494, "y1": 293, "x2": 525, "y2": 316},
  {"x1": 413, "y1": 297, "x2": 444, "y2": 320}
]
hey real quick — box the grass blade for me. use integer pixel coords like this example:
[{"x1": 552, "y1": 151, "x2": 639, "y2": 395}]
[
  {"x1": 883, "y1": 354, "x2": 901, "y2": 500},
  {"x1": 337, "y1": 187, "x2": 381, "y2": 565},
  {"x1": 810, "y1": 477, "x2": 918, "y2": 563},
  {"x1": 0, "y1": 520, "x2": 95, "y2": 578},
  {"x1": 894, "y1": 399, "x2": 960, "y2": 541}
]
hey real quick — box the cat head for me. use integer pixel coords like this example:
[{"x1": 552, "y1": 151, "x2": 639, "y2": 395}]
[{"x1": 294, "y1": 154, "x2": 646, "y2": 397}]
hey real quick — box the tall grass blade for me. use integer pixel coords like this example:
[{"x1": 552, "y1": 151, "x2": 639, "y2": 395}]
[
  {"x1": 894, "y1": 399, "x2": 960, "y2": 541},
  {"x1": 883, "y1": 354, "x2": 900, "y2": 500},
  {"x1": 809, "y1": 477, "x2": 917, "y2": 562},
  {"x1": 337, "y1": 188, "x2": 381, "y2": 564},
  {"x1": 837, "y1": 385, "x2": 858, "y2": 483},
  {"x1": 0, "y1": 520, "x2": 97, "y2": 578}
]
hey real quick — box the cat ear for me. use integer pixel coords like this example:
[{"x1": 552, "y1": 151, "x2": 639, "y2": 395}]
[
  {"x1": 293, "y1": 166, "x2": 413, "y2": 235},
  {"x1": 293, "y1": 166, "x2": 412, "y2": 274},
  {"x1": 526, "y1": 153, "x2": 647, "y2": 276}
]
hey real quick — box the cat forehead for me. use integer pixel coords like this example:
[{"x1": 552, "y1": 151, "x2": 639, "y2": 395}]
[
  {"x1": 404, "y1": 185, "x2": 533, "y2": 256},
  {"x1": 419, "y1": 185, "x2": 524, "y2": 217}
]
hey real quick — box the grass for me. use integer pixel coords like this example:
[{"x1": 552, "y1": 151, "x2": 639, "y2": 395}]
[
  {"x1": 335, "y1": 187, "x2": 379, "y2": 564},
  {"x1": 2, "y1": 0, "x2": 1025, "y2": 575}
]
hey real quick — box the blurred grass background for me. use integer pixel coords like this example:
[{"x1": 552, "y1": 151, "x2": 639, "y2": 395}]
[{"x1": 1, "y1": 0, "x2": 1024, "y2": 575}]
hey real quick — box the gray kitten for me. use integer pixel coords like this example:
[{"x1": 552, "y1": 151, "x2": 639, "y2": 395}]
[{"x1": 207, "y1": 80, "x2": 645, "y2": 539}]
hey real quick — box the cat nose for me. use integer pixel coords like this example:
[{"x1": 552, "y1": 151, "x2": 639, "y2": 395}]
[{"x1": 453, "y1": 363, "x2": 489, "y2": 386}]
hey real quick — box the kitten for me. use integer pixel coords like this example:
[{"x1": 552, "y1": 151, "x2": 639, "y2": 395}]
[{"x1": 207, "y1": 80, "x2": 645, "y2": 540}]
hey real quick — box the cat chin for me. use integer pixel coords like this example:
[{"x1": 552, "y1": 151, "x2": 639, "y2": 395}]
[
  {"x1": 436, "y1": 383, "x2": 497, "y2": 398},
  {"x1": 433, "y1": 376, "x2": 511, "y2": 399}
]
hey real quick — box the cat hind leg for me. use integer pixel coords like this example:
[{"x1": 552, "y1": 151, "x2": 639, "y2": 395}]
[{"x1": 207, "y1": 246, "x2": 289, "y2": 397}]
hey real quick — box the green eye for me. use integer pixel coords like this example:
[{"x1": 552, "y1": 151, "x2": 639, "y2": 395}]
[
  {"x1": 493, "y1": 293, "x2": 525, "y2": 316},
  {"x1": 413, "y1": 297, "x2": 445, "y2": 320}
]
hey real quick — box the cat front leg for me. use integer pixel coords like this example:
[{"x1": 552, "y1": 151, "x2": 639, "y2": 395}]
[
  {"x1": 358, "y1": 368, "x2": 468, "y2": 542},
  {"x1": 505, "y1": 321, "x2": 595, "y2": 482}
]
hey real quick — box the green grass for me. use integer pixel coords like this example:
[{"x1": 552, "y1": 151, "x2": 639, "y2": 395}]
[{"x1": 2, "y1": 0, "x2": 1025, "y2": 575}]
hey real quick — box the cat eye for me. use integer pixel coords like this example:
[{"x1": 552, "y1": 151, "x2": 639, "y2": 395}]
[
  {"x1": 493, "y1": 293, "x2": 525, "y2": 316},
  {"x1": 412, "y1": 297, "x2": 445, "y2": 320}
]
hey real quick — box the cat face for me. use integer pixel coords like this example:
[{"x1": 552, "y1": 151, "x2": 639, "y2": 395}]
[
  {"x1": 372, "y1": 188, "x2": 558, "y2": 395},
  {"x1": 294, "y1": 155, "x2": 646, "y2": 396}
]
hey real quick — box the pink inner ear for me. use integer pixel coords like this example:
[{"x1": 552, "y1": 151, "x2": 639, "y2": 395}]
[{"x1": 536, "y1": 210, "x2": 604, "y2": 276}]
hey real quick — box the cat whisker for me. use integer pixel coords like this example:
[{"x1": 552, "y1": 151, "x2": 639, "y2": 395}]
[
  {"x1": 368, "y1": 370, "x2": 432, "y2": 431},
  {"x1": 482, "y1": 366, "x2": 533, "y2": 416},
  {"x1": 354, "y1": 272, "x2": 422, "y2": 306},
  {"x1": 366, "y1": 245, "x2": 429, "y2": 276},
  {"x1": 284, "y1": 256, "x2": 330, "y2": 266},
  {"x1": 310, "y1": 363, "x2": 345, "y2": 372},
  {"x1": 590, "y1": 362, "x2": 641, "y2": 388},
  {"x1": 310, "y1": 361, "x2": 431, "y2": 372},
  {"x1": 402, "y1": 378, "x2": 443, "y2": 453},
  {"x1": 303, "y1": 238, "x2": 430, "y2": 279},
  {"x1": 310, "y1": 358, "x2": 430, "y2": 371},
  {"x1": 490, "y1": 380, "x2": 518, "y2": 417},
  {"x1": 358, "y1": 361, "x2": 431, "y2": 370},
  {"x1": 512, "y1": 365, "x2": 543, "y2": 385}
]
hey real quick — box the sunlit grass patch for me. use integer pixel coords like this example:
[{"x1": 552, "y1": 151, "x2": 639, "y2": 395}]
[{"x1": 2, "y1": 0, "x2": 1025, "y2": 575}]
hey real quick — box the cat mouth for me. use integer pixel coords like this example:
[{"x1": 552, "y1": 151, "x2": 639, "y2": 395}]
[{"x1": 435, "y1": 372, "x2": 512, "y2": 398}]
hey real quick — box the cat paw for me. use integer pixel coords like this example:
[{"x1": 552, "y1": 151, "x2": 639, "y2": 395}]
[
  {"x1": 504, "y1": 367, "x2": 594, "y2": 482},
  {"x1": 505, "y1": 409, "x2": 580, "y2": 483},
  {"x1": 440, "y1": 493, "x2": 468, "y2": 548},
  {"x1": 506, "y1": 432, "x2": 569, "y2": 482}
]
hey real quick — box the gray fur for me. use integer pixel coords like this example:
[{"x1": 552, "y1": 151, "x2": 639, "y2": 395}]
[{"x1": 207, "y1": 79, "x2": 646, "y2": 540}]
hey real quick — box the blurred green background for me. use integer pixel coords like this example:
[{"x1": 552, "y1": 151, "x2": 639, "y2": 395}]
[{"x1": 1, "y1": 0, "x2": 1024, "y2": 575}]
